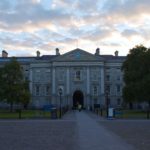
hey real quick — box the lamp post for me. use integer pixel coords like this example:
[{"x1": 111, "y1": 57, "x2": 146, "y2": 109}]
[{"x1": 59, "y1": 88, "x2": 62, "y2": 118}]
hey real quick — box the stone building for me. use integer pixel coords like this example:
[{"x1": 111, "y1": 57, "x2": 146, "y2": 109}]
[{"x1": 0, "y1": 48, "x2": 126, "y2": 109}]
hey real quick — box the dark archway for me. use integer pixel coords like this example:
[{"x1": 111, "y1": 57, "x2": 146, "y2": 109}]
[{"x1": 73, "y1": 90, "x2": 84, "y2": 109}]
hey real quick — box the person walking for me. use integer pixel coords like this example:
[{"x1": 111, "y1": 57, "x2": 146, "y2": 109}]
[{"x1": 78, "y1": 104, "x2": 82, "y2": 112}]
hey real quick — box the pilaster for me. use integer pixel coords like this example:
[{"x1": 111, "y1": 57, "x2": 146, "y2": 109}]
[{"x1": 101, "y1": 68, "x2": 104, "y2": 94}]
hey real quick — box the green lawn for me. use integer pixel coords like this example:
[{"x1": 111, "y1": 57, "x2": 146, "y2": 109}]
[
  {"x1": 113, "y1": 109, "x2": 148, "y2": 119},
  {"x1": 0, "y1": 109, "x2": 53, "y2": 119},
  {"x1": 0, "y1": 108, "x2": 64, "y2": 119},
  {"x1": 121, "y1": 110, "x2": 148, "y2": 119},
  {"x1": 95, "y1": 109, "x2": 149, "y2": 119}
]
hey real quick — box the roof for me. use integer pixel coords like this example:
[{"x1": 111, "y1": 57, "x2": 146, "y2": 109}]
[
  {"x1": 0, "y1": 49, "x2": 127, "y2": 63},
  {"x1": 39, "y1": 55, "x2": 57, "y2": 60}
]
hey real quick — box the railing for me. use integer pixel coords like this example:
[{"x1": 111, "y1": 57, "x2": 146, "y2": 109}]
[
  {"x1": 92, "y1": 108, "x2": 150, "y2": 119},
  {"x1": 0, "y1": 106, "x2": 69, "y2": 119}
]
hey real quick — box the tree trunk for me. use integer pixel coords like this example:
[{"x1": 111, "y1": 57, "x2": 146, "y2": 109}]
[
  {"x1": 148, "y1": 101, "x2": 150, "y2": 109},
  {"x1": 10, "y1": 102, "x2": 13, "y2": 112},
  {"x1": 147, "y1": 101, "x2": 150, "y2": 119},
  {"x1": 129, "y1": 102, "x2": 133, "y2": 109}
]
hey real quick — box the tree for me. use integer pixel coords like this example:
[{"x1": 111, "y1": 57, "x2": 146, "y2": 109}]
[
  {"x1": 122, "y1": 45, "x2": 150, "y2": 108},
  {"x1": 18, "y1": 81, "x2": 31, "y2": 109},
  {"x1": 0, "y1": 57, "x2": 30, "y2": 111}
]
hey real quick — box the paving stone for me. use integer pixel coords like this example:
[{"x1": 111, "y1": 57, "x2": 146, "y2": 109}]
[{"x1": 0, "y1": 111, "x2": 148, "y2": 150}]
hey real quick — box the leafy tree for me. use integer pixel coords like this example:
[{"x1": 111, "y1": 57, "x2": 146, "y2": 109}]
[
  {"x1": 122, "y1": 45, "x2": 150, "y2": 108},
  {"x1": 0, "y1": 57, "x2": 30, "y2": 111},
  {"x1": 18, "y1": 81, "x2": 31, "y2": 109}
]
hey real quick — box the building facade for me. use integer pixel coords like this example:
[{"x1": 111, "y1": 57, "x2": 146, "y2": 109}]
[{"x1": 0, "y1": 48, "x2": 126, "y2": 109}]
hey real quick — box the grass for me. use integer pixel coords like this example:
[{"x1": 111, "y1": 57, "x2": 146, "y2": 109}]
[
  {"x1": 0, "y1": 109, "x2": 56, "y2": 119},
  {"x1": 121, "y1": 110, "x2": 148, "y2": 119},
  {"x1": 94, "y1": 109, "x2": 149, "y2": 119}
]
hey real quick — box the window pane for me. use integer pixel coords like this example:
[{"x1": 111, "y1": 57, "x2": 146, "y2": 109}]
[
  {"x1": 46, "y1": 86, "x2": 50, "y2": 95},
  {"x1": 75, "y1": 70, "x2": 81, "y2": 80},
  {"x1": 35, "y1": 85, "x2": 40, "y2": 96}
]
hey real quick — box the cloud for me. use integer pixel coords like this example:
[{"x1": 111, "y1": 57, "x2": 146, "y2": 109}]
[
  {"x1": 0, "y1": 0, "x2": 150, "y2": 56},
  {"x1": 121, "y1": 29, "x2": 139, "y2": 38},
  {"x1": 101, "y1": 0, "x2": 150, "y2": 24},
  {"x1": 0, "y1": 0, "x2": 71, "y2": 32},
  {"x1": 84, "y1": 28, "x2": 114, "y2": 41}
]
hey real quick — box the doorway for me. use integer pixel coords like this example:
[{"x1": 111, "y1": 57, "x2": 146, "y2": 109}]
[{"x1": 73, "y1": 90, "x2": 84, "y2": 109}]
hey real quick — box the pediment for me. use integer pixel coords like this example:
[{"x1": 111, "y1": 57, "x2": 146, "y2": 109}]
[{"x1": 51, "y1": 48, "x2": 103, "y2": 62}]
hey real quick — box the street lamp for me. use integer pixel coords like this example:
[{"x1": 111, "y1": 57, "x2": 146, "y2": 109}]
[{"x1": 59, "y1": 88, "x2": 62, "y2": 118}]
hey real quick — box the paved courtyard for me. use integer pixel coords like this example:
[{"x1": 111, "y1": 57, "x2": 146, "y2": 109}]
[
  {"x1": 0, "y1": 111, "x2": 149, "y2": 150},
  {"x1": 99, "y1": 119, "x2": 150, "y2": 150},
  {"x1": 0, "y1": 119, "x2": 78, "y2": 150}
]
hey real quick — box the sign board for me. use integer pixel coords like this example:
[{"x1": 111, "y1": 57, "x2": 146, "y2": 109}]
[
  {"x1": 108, "y1": 108, "x2": 114, "y2": 118},
  {"x1": 43, "y1": 105, "x2": 56, "y2": 112}
]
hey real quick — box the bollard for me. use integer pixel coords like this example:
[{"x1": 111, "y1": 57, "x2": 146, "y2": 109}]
[
  {"x1": 100, "y1": 109, "x2": 103, "y2": 116},
  {"x1": 147, "y1": 110, "x2": 150, "y2": 119}
]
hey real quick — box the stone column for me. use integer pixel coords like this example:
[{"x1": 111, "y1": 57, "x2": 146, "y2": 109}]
[
  {"x1": 66, "y1": 68, "x2": 70, "y2": 94},
  {"x1": 29, "y1": 68, "x2": 32, "y2": 93},
  {"x1": 101, "y1": 67, "x2": 104, "y2": 94},
  {"x1": 87, "y1": 67, "x2": 90, "y2": 94},
  {"x1": 100, "y1": 67, "x2": 105, "y2": 106},
  {"x1": 86, "y1": 67, "x2": 90, "y2": 108},
  {"x1": 52, "y1": 67, "x2": 56, "y2": 104},
  {"x1": 66, "y1": 68, "x2": 70, "y2": 108},
  {"x1": 52, "y1": 68, "x2": 56, "y2": 94}
]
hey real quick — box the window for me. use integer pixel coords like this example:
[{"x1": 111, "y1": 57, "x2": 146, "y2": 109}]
[
  {"x1": 106, "y1": 75, "x2": 110, "y2": 81},
  {"x1": 46, "y1": 85, "x2": 50, "y2": 95},
  {"x1": 35, "y1": 85, "x2": 40, "y2": 96},
  {"x1": 117, "y1": 76, "x2": 120, "y2": 81},
  {"x1": 75, "y1": 70, "x2": 81, "y2": 80},
  {"x1": 93, "y1": 86, "x2": 98, "y2": 95},
  {"x1": 117, "y1": 85, "x2": 120, "y2": 92},
  {"x1": 106, "y1": 85, "x2": 110, "y2": 94},
  {"x1": 117, "y1": 98, "x2": 121, "y2": 105}
]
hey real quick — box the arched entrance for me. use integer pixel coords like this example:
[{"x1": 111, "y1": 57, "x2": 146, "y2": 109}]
[{"x1": 73, "y1": 90, "x2": 84, "y2": 109}]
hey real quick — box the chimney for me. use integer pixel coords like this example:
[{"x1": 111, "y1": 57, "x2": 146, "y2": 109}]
[
  {"x1": 56, "y1": 48, "x2": 60, "y2": 55},
  {"x1": 95, "y1": 48, "x2": 100, "y2": 55},
  {"x1": 36, "y1": 50, "x2": 40, "y2": 57},
  {"x1": 114, "y1": 50, "x2": 119, "y2": 56},
  {"x1": 2, "y1": 50, "x2": 8, "y2": 57}
]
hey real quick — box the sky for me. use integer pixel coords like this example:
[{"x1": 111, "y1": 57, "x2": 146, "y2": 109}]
[{"x1": 0, "y1": 0, "x2": 150, "y2": 57}]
